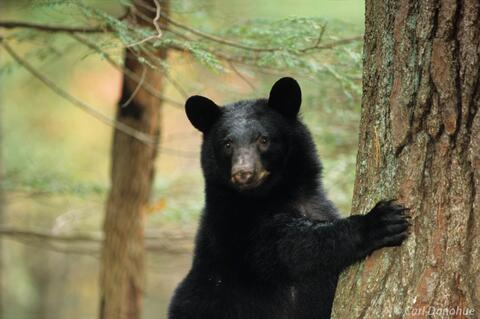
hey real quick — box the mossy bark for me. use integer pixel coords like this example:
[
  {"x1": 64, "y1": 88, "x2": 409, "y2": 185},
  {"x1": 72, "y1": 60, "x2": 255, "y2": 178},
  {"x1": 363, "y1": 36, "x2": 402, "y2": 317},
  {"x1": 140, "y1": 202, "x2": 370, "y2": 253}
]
[
  {"x1": 99, "y1": 1, "x2": 169, "y2": 318},
  {"x1": 332, "y1": 0, "x2": 480, "y2": 318}
]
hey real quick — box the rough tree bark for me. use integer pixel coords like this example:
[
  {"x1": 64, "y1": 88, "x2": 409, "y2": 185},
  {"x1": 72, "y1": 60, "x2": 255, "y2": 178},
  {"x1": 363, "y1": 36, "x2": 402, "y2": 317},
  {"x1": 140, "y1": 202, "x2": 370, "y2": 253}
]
[
  {"x1": 332, "y1": 0, "x2": 479, "y2": 318},
  {"x1": 0, "y1": 54, "x2": 3, "y2": 317},
  {"x1": 99, "y1": 1, "x2": 169, "y2": 319}
]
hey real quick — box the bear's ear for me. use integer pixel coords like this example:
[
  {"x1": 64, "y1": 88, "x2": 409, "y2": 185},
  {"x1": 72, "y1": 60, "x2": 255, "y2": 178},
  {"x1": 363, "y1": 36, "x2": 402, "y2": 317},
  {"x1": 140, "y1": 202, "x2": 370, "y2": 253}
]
[
  {"x1": 185, "y1": 95, "x2": 221, "y2": 133},
  {"x1": 268, "y1": 77, "x2": 302, "y2": 119}
]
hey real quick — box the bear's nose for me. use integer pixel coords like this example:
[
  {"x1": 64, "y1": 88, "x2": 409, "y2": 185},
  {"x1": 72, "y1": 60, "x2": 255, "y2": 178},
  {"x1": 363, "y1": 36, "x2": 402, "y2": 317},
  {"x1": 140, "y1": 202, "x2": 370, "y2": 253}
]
[{"x1": 232, "y1": 170, "x2": 254, "y2": 185}]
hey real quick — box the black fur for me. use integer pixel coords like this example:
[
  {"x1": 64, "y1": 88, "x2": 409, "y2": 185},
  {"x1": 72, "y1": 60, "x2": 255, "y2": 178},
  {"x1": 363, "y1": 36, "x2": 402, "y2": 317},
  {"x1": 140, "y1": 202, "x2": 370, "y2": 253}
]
[{"x1": 169, "y1": 77, "x2": 409, "y2": 319}]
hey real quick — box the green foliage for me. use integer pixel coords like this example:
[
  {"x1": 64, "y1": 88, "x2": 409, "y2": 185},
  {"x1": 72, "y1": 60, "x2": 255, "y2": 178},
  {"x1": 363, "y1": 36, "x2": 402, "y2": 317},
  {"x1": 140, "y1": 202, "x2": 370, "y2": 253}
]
[
  {"x1": 222, "y1": 17, "x2": 326, "y2": 49},
  {"x1": 3, "y1": 0, "x2": 363, "y2": 96}
]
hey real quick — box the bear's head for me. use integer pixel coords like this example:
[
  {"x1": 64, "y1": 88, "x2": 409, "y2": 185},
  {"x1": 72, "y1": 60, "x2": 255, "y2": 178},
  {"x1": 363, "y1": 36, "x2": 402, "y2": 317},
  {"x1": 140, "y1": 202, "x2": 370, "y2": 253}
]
[{"x1": 186, "y1": 77, "x2": 318, "y2": 196}]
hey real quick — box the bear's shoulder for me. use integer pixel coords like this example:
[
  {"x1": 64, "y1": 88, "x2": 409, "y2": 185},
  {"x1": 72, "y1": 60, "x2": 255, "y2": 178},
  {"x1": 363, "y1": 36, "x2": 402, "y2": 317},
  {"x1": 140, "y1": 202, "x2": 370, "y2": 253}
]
[{"x1": 290, "y1": 192, "x2": 340, "y2": 221}]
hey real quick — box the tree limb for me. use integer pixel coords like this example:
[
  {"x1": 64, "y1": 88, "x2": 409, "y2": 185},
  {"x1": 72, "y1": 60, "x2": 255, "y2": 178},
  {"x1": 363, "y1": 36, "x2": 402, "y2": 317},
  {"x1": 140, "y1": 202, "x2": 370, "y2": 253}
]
[
  {"x1": 0, "y1": 20, "x2": 108, "y2": 33},
  {"x1": 0, "y1": 9, "x2": 129, "y2": 33}
]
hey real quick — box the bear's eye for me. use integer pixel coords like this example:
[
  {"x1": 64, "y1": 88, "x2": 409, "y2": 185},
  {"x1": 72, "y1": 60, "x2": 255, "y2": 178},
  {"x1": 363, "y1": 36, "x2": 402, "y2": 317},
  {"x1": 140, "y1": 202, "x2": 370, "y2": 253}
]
[
  {"x1": 224, "y1": 140, "x2": 232, "y2": 149},
  {"x1": 259, "y1": 136, "x2": 268, "y2": 145}
]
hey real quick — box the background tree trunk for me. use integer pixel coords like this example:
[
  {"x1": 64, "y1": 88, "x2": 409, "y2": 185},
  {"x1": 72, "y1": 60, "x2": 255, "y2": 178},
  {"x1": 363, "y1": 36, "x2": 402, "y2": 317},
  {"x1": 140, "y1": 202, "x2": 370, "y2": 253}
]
[
  {"x1": 99, "y1": 1, "x2": 169, "y2": 318},
  {"x1": 332, "y1": 0, "x2": 480, "y2": 318}
]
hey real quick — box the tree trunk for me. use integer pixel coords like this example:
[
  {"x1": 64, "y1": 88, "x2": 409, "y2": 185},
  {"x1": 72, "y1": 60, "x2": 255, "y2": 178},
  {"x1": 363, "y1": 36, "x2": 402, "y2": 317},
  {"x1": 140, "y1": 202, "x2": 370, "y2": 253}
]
[
  {"x1": 332, "y1": 0, "x2": 480, "y2": 318},
  {"x1": 0, "y1": 54, "x2": 3, "y2": 317},
  {"x1": 99, "y1": 1, "x2": 169, "y2": 318}
]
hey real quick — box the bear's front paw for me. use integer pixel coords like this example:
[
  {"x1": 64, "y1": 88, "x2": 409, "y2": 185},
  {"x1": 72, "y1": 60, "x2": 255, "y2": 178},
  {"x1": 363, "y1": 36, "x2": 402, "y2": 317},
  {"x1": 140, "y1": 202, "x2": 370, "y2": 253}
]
[{"x1": 364, "y1": 200, "x2": 410, "y2": 250}]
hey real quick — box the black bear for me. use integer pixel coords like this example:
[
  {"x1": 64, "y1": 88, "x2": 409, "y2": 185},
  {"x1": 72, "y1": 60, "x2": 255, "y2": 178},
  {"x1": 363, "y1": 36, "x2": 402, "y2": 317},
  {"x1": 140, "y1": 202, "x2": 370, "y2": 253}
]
[{"x1": 168, "y1": 77, "x2": 410, "y2": 319}]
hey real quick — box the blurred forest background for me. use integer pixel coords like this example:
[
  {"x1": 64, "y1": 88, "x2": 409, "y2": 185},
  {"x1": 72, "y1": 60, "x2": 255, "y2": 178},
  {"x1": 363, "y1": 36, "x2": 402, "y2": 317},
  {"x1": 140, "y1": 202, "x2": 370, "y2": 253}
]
[{"x1": 0, "y1": 0, "x2": 364, "y2": 318}]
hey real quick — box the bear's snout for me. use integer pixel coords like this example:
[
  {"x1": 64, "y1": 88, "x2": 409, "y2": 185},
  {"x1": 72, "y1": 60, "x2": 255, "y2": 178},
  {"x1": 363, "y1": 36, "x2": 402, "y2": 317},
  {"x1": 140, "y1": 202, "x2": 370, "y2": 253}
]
[
  {"x1": 231, "y1": 170, "x2": 254, "y2": 186},
  {"x1": 230, "y1": 146, "x2": 268, "y2": 190}
]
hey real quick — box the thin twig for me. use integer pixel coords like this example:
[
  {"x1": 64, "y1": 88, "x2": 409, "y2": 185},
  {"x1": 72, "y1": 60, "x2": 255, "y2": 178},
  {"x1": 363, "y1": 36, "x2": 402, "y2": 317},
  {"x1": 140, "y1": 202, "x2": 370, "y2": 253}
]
[
  {"x1": 299, "y1": 36, "x2": 363, "y2": 53},
  {"x1": 314, "y1": 24, "x2": 327, "y2": 47},
  {"x1": 0, "y1": 228, "x2": 101, "y2": 243},
  {"x1": 228, "y1": 61, "x2": 257, "y2": 91},
  {"x1": 129, "y1": 4, "x2": 191, "y2": 42},
  {"x1": 124, "y1": 43, "x2": 190, "y2": 100},
  {"x1": 127, "y1": 0, "x2": 163, "y2": 48},
  {"x1": 120, "y1": 64, "x2": 147, "y2": 107},
  {"x1": 164, "y1": 71, "x2": 189, "y2": 99},
  {"x1": 0, "y1": 227, "x2": 192, "y2": 242},
  {"x1": 0, "y1": 227, "x2": 194, "y2": 255}
]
